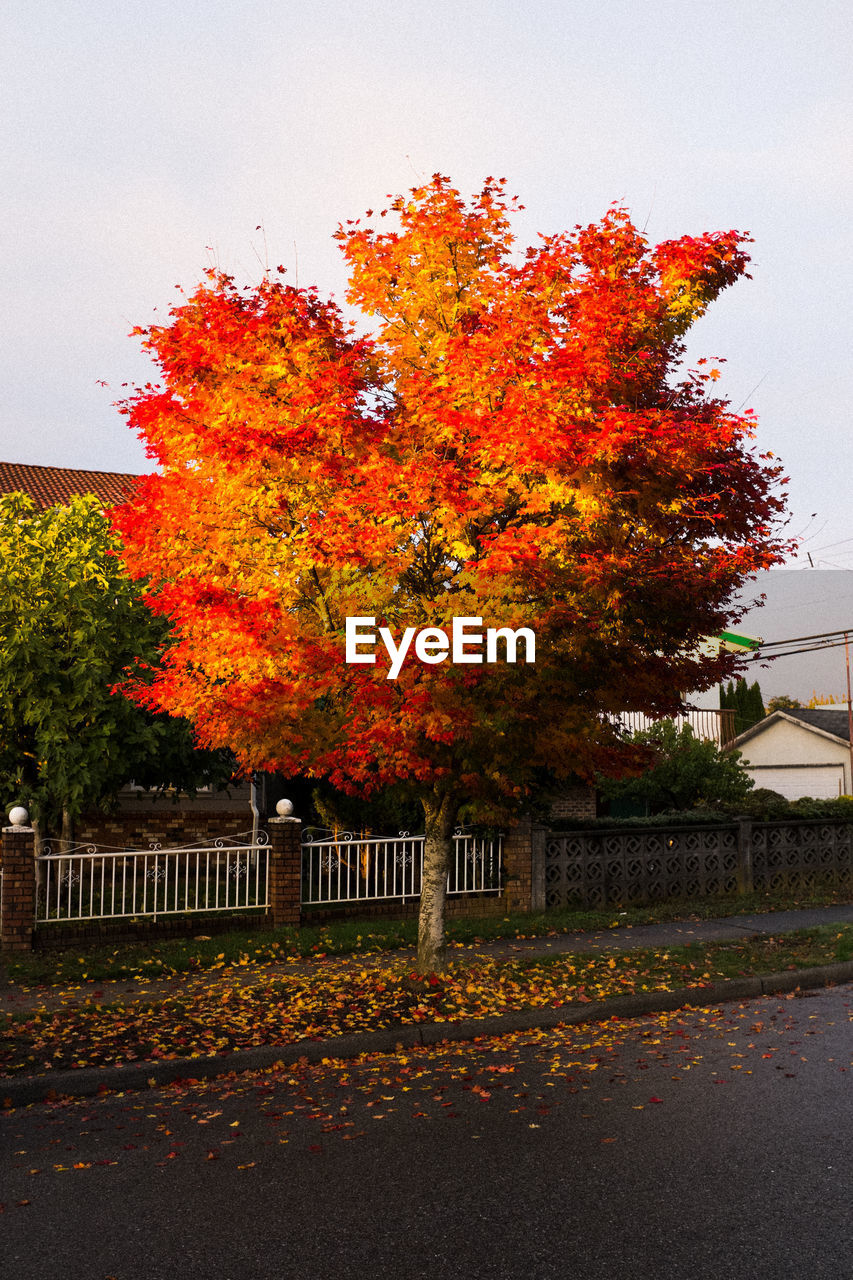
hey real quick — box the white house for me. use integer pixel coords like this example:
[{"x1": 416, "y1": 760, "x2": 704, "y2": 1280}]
[{"x1": 730, "y1": 709, "x2": 853, "y2": 799}]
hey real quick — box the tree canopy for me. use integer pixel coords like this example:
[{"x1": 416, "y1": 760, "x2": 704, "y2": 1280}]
[
  {"x1": 766, "y1": 694, "x2": 803, "y2": 713},
  {"x1": 113, "y1": 175, "x2": 790, "y2": 968}
]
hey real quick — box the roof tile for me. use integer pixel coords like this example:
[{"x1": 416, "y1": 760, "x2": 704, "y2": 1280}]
[{"x1": 0, "y1": 461, "x2": 143, "y2": 510}]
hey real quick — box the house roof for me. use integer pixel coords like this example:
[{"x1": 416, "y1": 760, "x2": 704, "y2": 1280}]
[
  {"x1": 0, "y1": 461, "x2": 142, "y2": 510},
  {"x1": 732, "y1": 707, "x2": 853, "y2": 749},
  {"x1": 780, "y1": 708, "x2": 852, "y2": 743}
]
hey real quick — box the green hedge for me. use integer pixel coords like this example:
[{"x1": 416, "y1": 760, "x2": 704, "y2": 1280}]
[{"x1": 549, "y1": 793, "x2": 853, "y2": 830}]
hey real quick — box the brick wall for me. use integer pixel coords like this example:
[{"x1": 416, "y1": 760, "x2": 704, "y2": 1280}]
[
  {"x1": 303, "y1": 892, "x2": 507, "y2": 926},
  {"x1": 34, "y1": 913, "x2": 269, "y2": 952},
  {"x1": 75, "y1": 810, "x2": 254, "y2": 850},
  {"x1": 548, "y1": 784, "x2": 598, "y2": 821}
]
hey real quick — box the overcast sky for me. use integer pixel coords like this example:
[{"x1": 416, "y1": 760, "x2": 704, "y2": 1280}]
[{"x1": 3, "y1": 0, "x2": 851, "y2": 568}]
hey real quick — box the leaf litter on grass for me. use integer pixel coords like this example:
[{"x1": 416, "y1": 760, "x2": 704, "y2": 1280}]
[{"x1": 2, "y1": 928, "x2": 851, "y2": 1077}]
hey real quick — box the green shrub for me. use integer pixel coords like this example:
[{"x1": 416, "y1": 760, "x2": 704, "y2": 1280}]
[{"x1": 598, "y1": 720, "x2": 754, "y2": 816}]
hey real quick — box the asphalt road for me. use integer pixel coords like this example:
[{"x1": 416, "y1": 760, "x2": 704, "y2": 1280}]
[{"x1": 3, "y1": 984, "x2": 853, "y2": 1280}]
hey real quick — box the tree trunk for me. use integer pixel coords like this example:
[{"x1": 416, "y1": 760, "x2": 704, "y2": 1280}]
[
  {"x1": 417, "y1": 791, "x2": 459, "y2": 973},
  {"x1": 61, "y1": 806, "x2": 73, "y2": 852}
]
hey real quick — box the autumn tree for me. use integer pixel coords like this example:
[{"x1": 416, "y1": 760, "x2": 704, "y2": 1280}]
[
  {"x1": 113, "y1": 175, "x2": 789, "y2": 970},
  {"x1": 0, "y1": 493, "x2": 233, "y2": 844},
  {"x1": 806, "y1": 692, "x2": 841, "y2": 707}
]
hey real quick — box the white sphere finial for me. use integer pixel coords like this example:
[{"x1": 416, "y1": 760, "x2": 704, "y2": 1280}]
[
  {"x1": 8, "y1": 806, "x2": 29, "y2": 827},
  {"x1": 275, "y1": 798, "x2": 294, "y2": 817}
]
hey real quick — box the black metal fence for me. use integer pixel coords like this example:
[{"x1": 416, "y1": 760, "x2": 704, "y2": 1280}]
[{"x1": 543, "y1": 818, "x2": 853, "y2": 909}]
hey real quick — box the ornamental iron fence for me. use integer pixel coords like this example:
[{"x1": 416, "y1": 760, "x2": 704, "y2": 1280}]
[
  {"x1": 31, "y1": 825, "x2": 502, "y2": 925},
  {"x1": 35, "y1": 832, "x2": 270, "y2": 923},
  {"x1": 301, "y1": 828, "x2": 502, "y2": 905}
]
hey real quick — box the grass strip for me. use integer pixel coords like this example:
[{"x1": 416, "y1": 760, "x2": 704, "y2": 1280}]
[
  {"x1": 3, "y1": 924, "x2": 852, "y2": 1078},
  {"x1": 6, "y1": 883, "x2": 853, "y2": 987}
]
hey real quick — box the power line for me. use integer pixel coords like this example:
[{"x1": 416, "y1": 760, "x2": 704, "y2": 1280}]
[
  {"x1": 734, "y1": 625, "x2": 853, "y2": 664},
  {"x1": 807, "y1": 536, "x2": 853, "y2": 555},
  {"x1": 756, "y1": 627, "x2": 853, "y2": 650}
]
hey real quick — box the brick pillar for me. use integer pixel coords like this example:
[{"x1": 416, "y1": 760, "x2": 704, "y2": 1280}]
[
  {"x1": 501, "y1": 815, "x2": 534, "y2": 913},
  {"x1": 268, "y1": 815, "x2": 302, "y2": 928},
  {"x1": 2, "y1": 813, "x2": 36, "y2": 952}
]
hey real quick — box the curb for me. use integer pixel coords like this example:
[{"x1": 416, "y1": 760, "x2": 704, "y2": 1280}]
[{"x1": 4, "y1": 960, "x2": 853, "y2": 1108}]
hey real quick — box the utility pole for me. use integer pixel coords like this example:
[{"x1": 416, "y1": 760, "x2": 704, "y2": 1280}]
[{"x1": 840, "y1": 629, "x2": 845, "y2": 788}]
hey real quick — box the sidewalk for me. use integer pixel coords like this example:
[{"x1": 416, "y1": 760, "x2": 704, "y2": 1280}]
[{"x1": 3, "y1": 902, "x2": 853, "y2": 1106}]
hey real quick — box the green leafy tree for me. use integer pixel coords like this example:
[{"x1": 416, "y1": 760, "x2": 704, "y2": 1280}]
[
  {"x1": 0, "y1": 493, "x2": 233, "y2": 844},
  {"x1": 309, "y1": 778, "x2": 424, "y2": 837},
  {"x1": 599, "y1": 720, "x2": 754, "y2": 814},
  {"x1": 721, "y1": 678, "x2": 765, "y2": 734},
  {"x1": 747, "y1": 680, "x2": 766, "y2": 726},
  {"x1": 765, "y1": 694, "x2": 802, "y2": 714}
]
